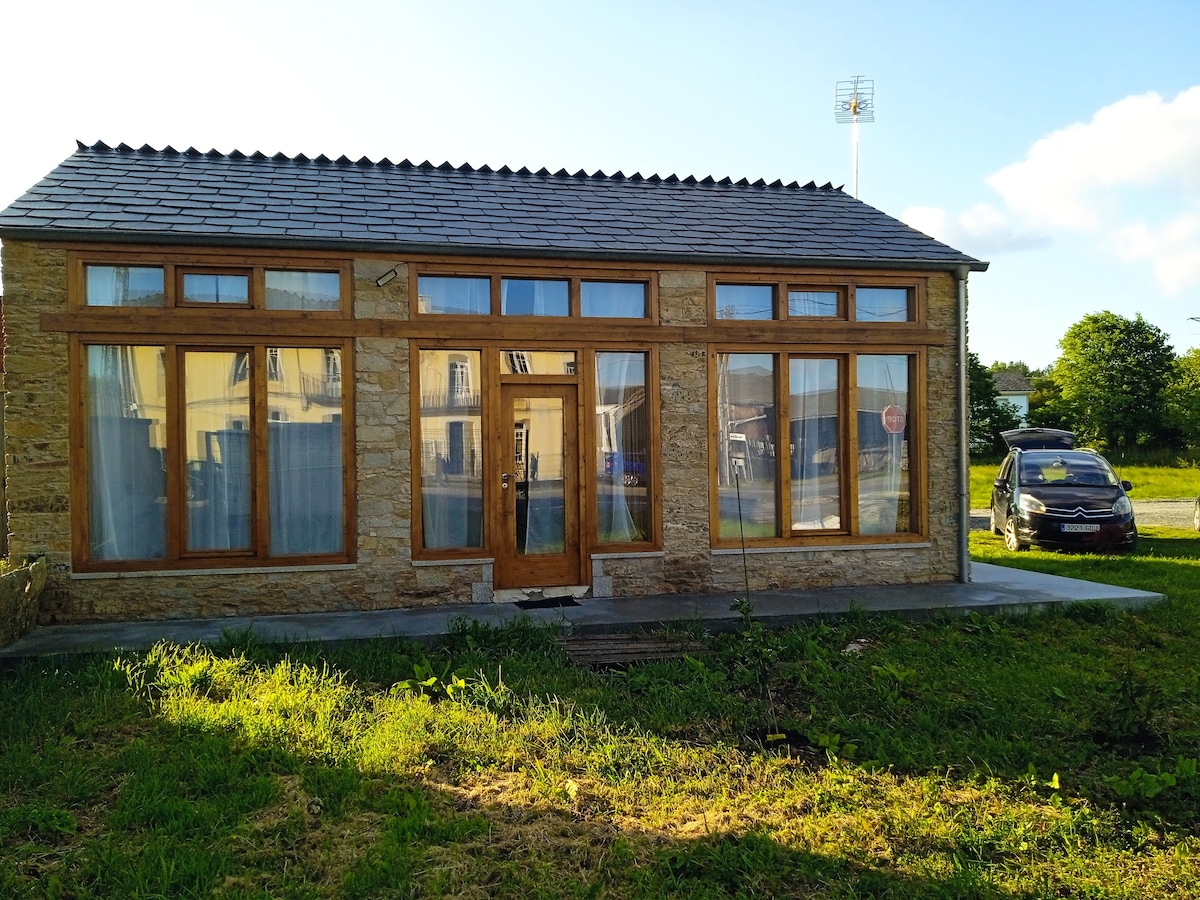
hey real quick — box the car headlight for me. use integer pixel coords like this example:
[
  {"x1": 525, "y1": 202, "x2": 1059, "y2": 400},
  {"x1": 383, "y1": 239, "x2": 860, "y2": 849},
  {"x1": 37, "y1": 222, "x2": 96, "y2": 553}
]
[
  {"x1": 1112, "y1": 495, "x2": 1132, "y2": 516},
  {"x1": 1018, "y1": 493, "x2": 1046, "y2": 514}
]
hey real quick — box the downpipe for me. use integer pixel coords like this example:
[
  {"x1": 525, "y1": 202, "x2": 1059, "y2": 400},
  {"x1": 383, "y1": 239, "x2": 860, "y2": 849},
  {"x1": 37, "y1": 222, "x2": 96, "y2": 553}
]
[{"x1": 956, "y1": 265, "x2": 971, "y2": 583}]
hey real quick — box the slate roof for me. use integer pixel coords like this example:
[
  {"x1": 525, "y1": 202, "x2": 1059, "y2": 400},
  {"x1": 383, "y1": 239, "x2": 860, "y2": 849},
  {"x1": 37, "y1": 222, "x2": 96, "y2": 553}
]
[
  {"x1": 0, "y1": 142, "x2": 987, "y2": 271},
  {"x1": 992, "y1": 370, "x2": 1033, "y2": 393}
]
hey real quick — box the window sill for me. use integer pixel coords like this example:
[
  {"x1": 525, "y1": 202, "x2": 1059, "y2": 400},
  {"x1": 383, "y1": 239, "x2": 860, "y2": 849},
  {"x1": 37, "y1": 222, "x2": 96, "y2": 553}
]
[
  {"x1": 711, "y1": 541, "x2": 932, "y2": 556},
  {"x1": 71, "y1": 563, "x2": 358, "y2": 580}
]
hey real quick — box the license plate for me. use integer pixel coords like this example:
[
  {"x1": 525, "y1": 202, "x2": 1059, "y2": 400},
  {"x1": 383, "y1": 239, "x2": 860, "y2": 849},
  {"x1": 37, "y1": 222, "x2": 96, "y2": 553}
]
[{"x1": 1061, "y1": 523, "x2": 1101, "y2": 533}]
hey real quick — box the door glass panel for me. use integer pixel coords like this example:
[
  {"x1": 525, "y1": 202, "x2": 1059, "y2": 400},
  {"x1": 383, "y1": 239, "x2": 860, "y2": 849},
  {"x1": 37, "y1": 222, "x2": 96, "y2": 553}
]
[
  {"x1": 501, "y1": 350, "x2": 576, "y2": 375},
  {"x1": 186, "y1": 351, "x2": 252, "y2": 551},
  {"x1": 595, "y1": 352, "x2": 650, "y2": 542},
  {"x1": 86, "y1": 345, "x2": 167, "y2": 559},
  {"x1": 513, "y1": 397, "x2": 566, "y2": 555}
]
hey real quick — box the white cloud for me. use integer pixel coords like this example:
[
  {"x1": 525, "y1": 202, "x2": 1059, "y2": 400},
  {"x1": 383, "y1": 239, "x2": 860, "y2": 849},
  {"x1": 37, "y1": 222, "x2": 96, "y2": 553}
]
[
  {"x1": 900, "y1": 203, "x2": 1048, "y2": 255},
  {"x1": 946, "y1": 86, "x2": 1200, "y2": 293}
]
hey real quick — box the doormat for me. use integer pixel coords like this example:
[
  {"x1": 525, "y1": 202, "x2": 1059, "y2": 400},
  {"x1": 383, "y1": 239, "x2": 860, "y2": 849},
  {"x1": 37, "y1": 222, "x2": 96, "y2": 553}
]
[{"x1": 514, "y1": 596, "x2": 582, "y2": 610}]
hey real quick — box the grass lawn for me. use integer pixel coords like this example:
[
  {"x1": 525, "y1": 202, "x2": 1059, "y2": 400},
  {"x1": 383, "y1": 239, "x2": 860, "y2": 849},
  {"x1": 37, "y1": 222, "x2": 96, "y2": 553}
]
[
  {"x1": 4, "y1": 530, "x2": 1200, "y2": 897},
  {"x1": 970, "y1": 463, "x2": 1200, "y2": 510}
]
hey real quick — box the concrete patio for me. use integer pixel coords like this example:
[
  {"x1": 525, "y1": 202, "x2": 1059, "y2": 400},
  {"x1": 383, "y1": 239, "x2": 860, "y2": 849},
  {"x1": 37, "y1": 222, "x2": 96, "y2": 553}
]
[{"x1": 0, "y1": 563, "x2": 1164, "y2": 662}]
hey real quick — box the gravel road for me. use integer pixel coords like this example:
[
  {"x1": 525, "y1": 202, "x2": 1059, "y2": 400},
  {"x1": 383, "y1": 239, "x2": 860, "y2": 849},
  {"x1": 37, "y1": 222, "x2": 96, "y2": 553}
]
[{"x1": 971, "y1": 499, "x2": 1197, "y2": 531}]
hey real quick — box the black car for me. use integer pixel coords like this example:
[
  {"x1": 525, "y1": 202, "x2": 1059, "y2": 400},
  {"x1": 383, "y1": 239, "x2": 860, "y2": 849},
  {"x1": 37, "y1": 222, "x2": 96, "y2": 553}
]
[{"x1": 989, "y1": 429, "x2": 1137, "y2": 552}]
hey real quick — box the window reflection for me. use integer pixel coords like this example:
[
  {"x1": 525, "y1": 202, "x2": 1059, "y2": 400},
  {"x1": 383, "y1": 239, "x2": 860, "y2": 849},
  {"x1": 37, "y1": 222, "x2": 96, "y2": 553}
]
[
  {"x1": 186, "y1": 351, "x2": 252, "y2": 551},
  {"x1": 419, "y1": 350, "x2": 484, "y2": 549},
  {"x1": 502, "y1": 350, "x2": 576, "y2": 375},
  {"x1": 790, "y1": 358, "x2": 841, "y2": 530},
  {"x1": 501, "y1": 278, "x2": 569, "y2": 316},
  {"x1": 86, "y1": 345, "x2": 167, "y2": 559},
  {"x1": 857, "y1": 354, "x2": 911, "y2": 533},
  {"x1": 856, "y1": 287, "x2": 910, "y2": 322},
  {"x1": 716, "y1": 353, "x2": 776, "y2": 538},
  {"x1": 716, "y1": 284, "x2": 773, "y2": 320},
  {"x1": 596, "y1": 352, "x2": 650, "y2": 543},
  {"x1": 418, "y1": 276, "x2": 490, "y2": 315},
  {"x1": 582, "y1": 281, "x2": 647, "y2": 318},
  {"x1": 85, "y1": 266, "x2": 165, "y2": 307},
  {"x1": 265, "y1": 270, "x2": 341, "y2": 311},
  {"x1": 182, "y1": 273, "x2": 249, "y2": 305},
  {"x1": 788, "y1": 290, "x2": 839, "y2": 317}
]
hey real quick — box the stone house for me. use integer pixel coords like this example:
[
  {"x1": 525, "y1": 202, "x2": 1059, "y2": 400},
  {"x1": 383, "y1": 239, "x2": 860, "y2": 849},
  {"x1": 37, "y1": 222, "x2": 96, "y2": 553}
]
[
  {"x1": 0, "y1": 142, "x2": 986, "y2": 625},
  {"x1": 992, "y1": 370, "x2": 1034, "y2": 426}
]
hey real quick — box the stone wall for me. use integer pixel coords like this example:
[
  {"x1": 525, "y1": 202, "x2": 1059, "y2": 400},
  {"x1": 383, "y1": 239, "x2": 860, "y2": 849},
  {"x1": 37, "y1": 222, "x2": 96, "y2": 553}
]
[
  {"x1": 1, "y1": 240, "x2": 964, "y2": 624},
  {"x1": 0, "y1": 558, "x2": 46, "y2": 649}
]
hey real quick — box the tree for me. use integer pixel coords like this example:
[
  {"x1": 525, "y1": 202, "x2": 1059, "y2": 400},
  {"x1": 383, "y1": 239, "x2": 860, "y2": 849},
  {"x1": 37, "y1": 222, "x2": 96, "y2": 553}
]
[
  {"x1": 1053, "y1": 311, "x2": 1177, "y2": 452},
  {"x1": 1165, "y1": 347, "x2": 1200, "y2": 448},
  {"x1": 968, "y1": 351, "x2": 1021, "y2": 454}
]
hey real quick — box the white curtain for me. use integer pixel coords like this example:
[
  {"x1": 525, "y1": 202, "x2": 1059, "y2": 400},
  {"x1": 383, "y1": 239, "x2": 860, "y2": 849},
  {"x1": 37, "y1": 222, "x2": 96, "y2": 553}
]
[
  {"x1": 270, "y1": 421, "x2": 343, "y2": 554},
  {"x1": 87, "y1": 346, "x2": 166, "y2": 559},
  {"x1": 790, "y1": 359, "x2": 840, "y2": 529},
  {"x1": 596, "y1": 353, "x2": 646, "y2": 543},
  {"x1": 857, "y1": 355, "x2": 909, "y2": 534}
]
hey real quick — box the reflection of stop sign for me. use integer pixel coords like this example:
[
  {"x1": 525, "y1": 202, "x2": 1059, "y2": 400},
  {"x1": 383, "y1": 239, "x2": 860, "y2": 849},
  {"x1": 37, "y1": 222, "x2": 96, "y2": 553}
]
[{"x1": 881, "y1": 405, "x2": 906, "y2": 434}]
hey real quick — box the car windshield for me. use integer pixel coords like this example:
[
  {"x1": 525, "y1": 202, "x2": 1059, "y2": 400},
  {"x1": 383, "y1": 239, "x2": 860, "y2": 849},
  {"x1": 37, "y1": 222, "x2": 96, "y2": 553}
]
[{"x1": 1019, "y1": 452, "x2": 1119, "y2": 487}]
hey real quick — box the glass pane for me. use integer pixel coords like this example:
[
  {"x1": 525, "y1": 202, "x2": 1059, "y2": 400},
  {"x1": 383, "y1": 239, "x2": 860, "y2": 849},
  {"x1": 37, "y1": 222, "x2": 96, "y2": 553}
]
[
  {"x1": 265, "y1": 270, "x2": 341, "y2": 311},
  {"x1": 186, "y1": 351, "x2": 252, "y2": 551},
  {"x1": 582, "y1": 281, "x2": 647, "y2": 318},
  {"x1": 502, "y1": 278, "x2": 569, "y2": 316},
  {"x1": 501, "y1": 350, "x2": 576, "y2": 375},
  {"x1": 716, "y1": 284, "x2": 773, "y2": 320},
  {"x1": 513, "y1": 397, "x2": 566, "y2": 555},
  {"x1": 85, "y1": 266, "x2": 164, "y2": 307},
  {"x1": 789, "y1": 359, "x2": 841, "y2": 530},
  {"x1": 268, "y1": 348, "x2": 344, "y2": 555},
  {"x1": 86, "y1": 345, "x2": 167, "y2": 559},
  {"x1": 419, "y1": 350, "x2": 483, "y2": 549},
  {"x1": 716, "y1": 353, "x2": 777, "y2": 539},
  {"x1": 182, "y1": 273, "x2": 249, "y2": 305},
  {"x1": 596, "y1": 352, "x2": 650, "y2": 543},
  {"x1": 787, "y1": 290, "x2": 839, "y2": 317},
  {"x1": 857, "y1": 355, "x2": 912, "y2": 533},
  {"x1": 856, "y1": 287, "x2": 910, "y2": 322},
  {"x1": 418, "y1": 275, "x2": 490, "y2": 315}
]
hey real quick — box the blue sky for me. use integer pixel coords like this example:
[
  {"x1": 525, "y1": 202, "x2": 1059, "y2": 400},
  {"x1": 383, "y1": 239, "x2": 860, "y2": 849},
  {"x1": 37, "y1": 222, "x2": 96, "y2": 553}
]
[{"x1": 3, "y1": 0, "x2": 1198, "y2": 369}]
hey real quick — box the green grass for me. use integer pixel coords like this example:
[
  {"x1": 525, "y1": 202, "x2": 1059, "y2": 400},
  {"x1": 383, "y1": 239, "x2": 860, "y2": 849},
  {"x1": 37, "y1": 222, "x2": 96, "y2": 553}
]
[
  {"x1": 971, "y1": 462, "x2": 1200, "y2": 509},
  {"x1": 4, "y1": 535, "x2": 1200, "y2": 897}
]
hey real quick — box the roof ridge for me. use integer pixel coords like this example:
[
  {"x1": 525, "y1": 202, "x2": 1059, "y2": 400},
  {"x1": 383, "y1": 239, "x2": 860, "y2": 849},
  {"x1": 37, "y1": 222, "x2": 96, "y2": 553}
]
[{"x1": 72, "y1": 140, "x2": 846, "y2": 193}]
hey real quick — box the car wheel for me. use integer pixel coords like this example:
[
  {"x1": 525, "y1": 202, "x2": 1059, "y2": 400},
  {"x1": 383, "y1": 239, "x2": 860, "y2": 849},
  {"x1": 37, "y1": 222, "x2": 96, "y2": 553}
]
[{"x1": 1004, "y1": 517, "x2": 1028, "y2": 552}]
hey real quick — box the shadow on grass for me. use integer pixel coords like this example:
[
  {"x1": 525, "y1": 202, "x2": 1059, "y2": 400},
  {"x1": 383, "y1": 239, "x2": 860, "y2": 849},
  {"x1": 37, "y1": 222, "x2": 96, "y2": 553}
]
[{"x1": 0, "y1": 651, "x2": 1025, "y2": 899}]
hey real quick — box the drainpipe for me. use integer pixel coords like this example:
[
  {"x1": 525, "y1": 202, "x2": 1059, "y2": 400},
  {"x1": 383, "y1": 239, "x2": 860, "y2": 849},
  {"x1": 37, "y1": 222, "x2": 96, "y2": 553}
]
[{"x1": 956, "y1": 265, "x2": 971, "y2": 583}]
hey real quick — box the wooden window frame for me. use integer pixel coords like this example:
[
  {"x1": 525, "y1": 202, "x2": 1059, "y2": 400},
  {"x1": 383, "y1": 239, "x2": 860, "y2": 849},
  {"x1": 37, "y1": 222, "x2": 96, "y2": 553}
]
[
  {"x1": 72, "y1": 250, "x2": 352, "y2": 318},
  {"x1": 410, "y1": 340, "x2": 662, "y2": 563},
  {"x1": 72, "y1": 337, "x2": 355, "y2": 573},
  {"x1": 708, "y1": 345, "x2": 927, "y2": 549},
  {"x1": 708, "y1": 273, "x2": 925, "y2": 325},
  {"x1": 411, "y1": 262, "x2": 658, "y2": 323}
]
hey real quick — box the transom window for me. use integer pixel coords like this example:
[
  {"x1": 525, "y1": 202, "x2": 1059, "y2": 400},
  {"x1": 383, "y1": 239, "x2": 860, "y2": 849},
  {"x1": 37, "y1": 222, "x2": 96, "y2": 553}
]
[
  {"x1": 417, "y1": 273, "x2": 649, "y2": 318},
  {"x1": 81, "y1": 263, "x2": 346, "y2": 312},
  {"x1": 713, "y1": 279, "x2": 916, "y2": 322}
]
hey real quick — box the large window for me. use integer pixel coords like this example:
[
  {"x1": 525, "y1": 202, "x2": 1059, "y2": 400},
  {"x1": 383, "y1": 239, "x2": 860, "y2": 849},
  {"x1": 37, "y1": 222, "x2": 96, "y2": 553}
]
[
  {"x1": 595, "y1": 352, "x2": 651, "y2": 543},
  {"x1": 418, "y1": 349, "x2": 484, "y2": 550},
  {"x1": 714, "y1": 351, "x2": 917, "y2": 543},
  {"x1": 83, "y1": 343, "x2": 349, "y2": 567}
]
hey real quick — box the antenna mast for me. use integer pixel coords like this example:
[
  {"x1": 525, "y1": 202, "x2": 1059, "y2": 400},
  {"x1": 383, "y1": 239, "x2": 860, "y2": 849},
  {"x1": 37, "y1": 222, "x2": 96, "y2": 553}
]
[{"x1": 835, "y1": 76, "x2": 875, "y2": 198}]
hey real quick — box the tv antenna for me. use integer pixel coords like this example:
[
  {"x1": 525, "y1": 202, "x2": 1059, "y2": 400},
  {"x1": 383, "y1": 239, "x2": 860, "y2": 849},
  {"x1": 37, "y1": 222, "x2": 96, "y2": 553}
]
[{"x1": 835, "y1": 76, "x2": 874, "y2": 198}]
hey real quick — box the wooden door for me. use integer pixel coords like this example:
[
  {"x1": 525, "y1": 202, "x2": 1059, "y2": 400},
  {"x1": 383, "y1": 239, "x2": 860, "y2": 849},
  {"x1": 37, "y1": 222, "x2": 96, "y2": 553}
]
[{"x1": 496, "y1": 383, "x2": 581, "y2": 588}]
